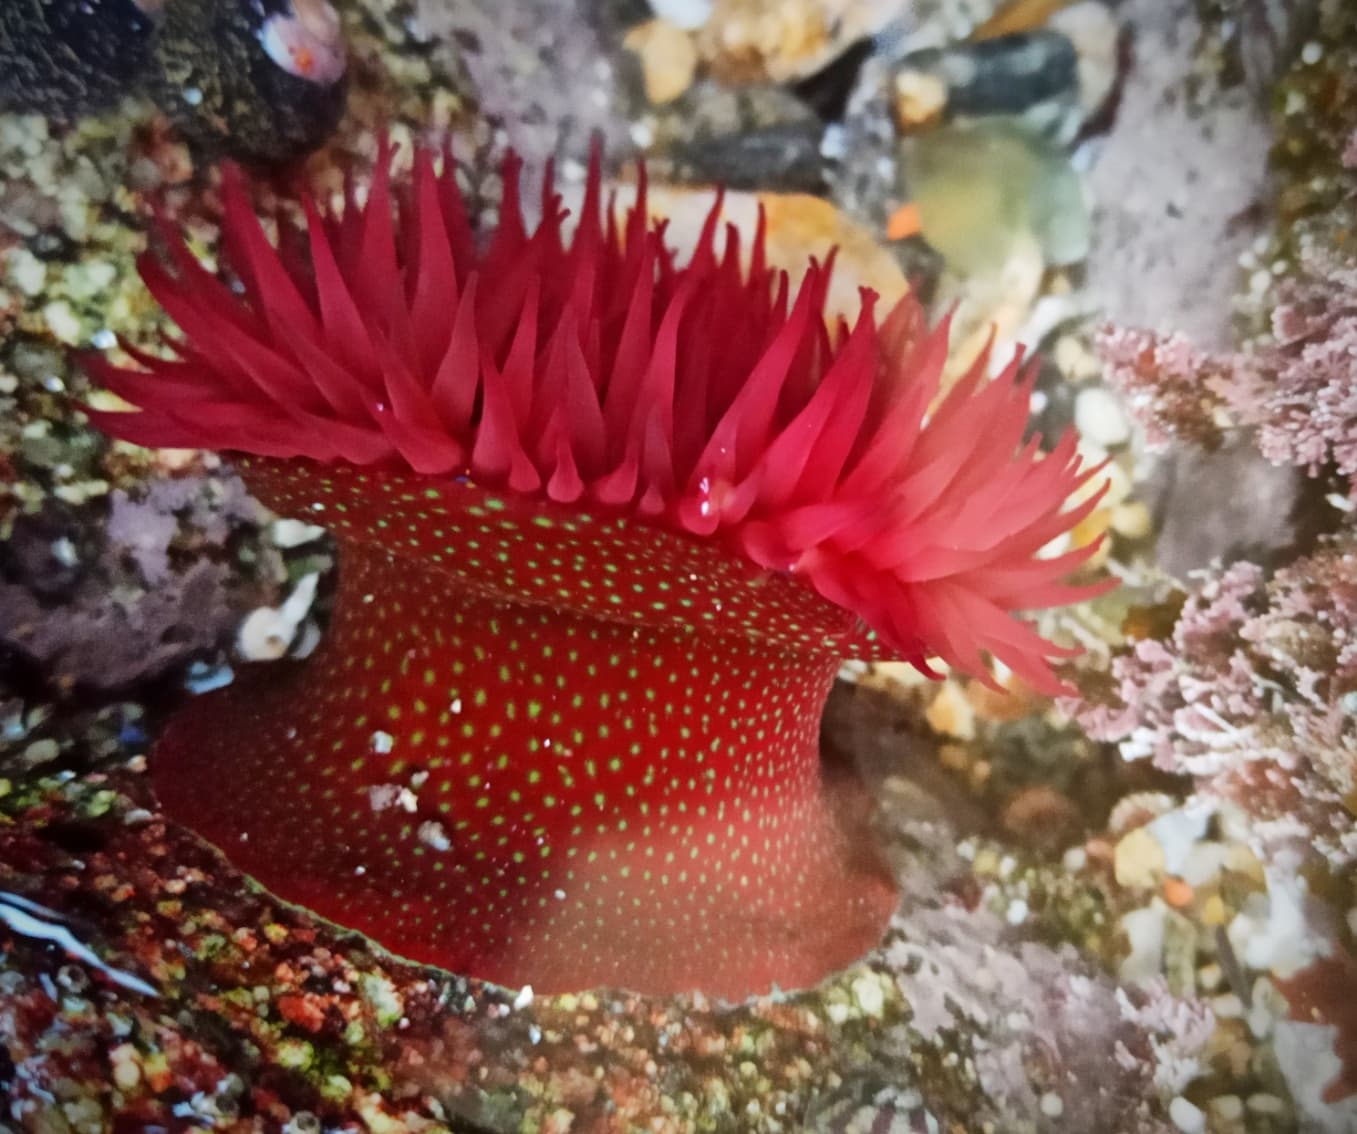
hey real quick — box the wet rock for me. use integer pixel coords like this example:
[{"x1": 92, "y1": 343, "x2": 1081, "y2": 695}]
[
  {"x1": 667, "y1": 119, "x2": 826, "y2": 192},
  {"x1": 1147, "y1": 435, "x2": 1306, "y2": 579},
  {"x1": 637, "y1": 82, "x2": 827, "y2": 192},
  {"x1": 888, "y1": 66, "x2": 949, "y2": 133},
  {"x1": 0, "y1": 556, "x2": 241, "y2": 693},
  {"x1": 146, "y1": 0, "x2": 347, "y2": 164},
  {"x1": 1000, "y1": 784, "x2": 1083, "y2": 852},
  {"x1": 886, "y1": 901, "x2": 1195, "y2": 1131},
  {"x1": 0, "y1": 750, "x2": 1193, "y2": 1134},
  {"x1": 892, "y1": 30, "x2": 1083, "y2": 141},
  {"x1": 623, "y1": 17, "x2": 699, "y2": 104},
  {"x1": 1, "y1": 502, "x2": 91, "y2": 601},
  {"x1": 780, "y1": 32, "x2": 872, "y2": 122},
  {"x1": 0, "y1": 474, "x2": 269, "y2": 694},
  {"x1": 1194, "y1": 0, "x2": 1320, "y2": 93},
  {"x1": 694, "y1": 0, "x2": 902, "y2": 86},
  {"x1": 418, "y1": 0, "x2": 630, "y2": 169},
  {"x1": 967, "y1": 0, "x2": 1121, "y2": 124},
  {"x1": 906, "y1": 0, "x2": 1009, "y2": 46},
  {"x1": 1, "y1": 0, "x2": 348, "y2": 164},
  {"x1": 1048, "y1": 1, "x2": 1121, "y2": 120},
  {"x1": 1082, "y1": 0, "x2": 1272, "y2": 352},
  {"x1": 824, "y1": 48, "x2": 908, "y2": 229},
  {"x1": 899, "y1": 119, "x2": 1089, "y2": 274},
  {"x1": 827, "y1": 9, "x2": 1096, "y2": 232},
  {"x1": 0, "y1": 0, "x2": 159, "y2": 119},
  {"x1": 807, "y1": 1090, "x2": 943, "y2": 1133}
]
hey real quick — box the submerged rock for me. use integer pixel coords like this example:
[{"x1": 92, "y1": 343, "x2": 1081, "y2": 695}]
[
  {"x1": 146, "y1": 0, "x2": 347, "y2": 163},
  {"x1": 892, "y1": 30, "x2": 1083, "y2": 141},
  {"x1": 0, "y1": 0, "x2": 160, "y2": 119},
  {"x1": 899, "y1": 118, "x2": 1089, "y2": 274},
  {"x1": 0, "y1": 0, "x2": 347, "y2": 163}
]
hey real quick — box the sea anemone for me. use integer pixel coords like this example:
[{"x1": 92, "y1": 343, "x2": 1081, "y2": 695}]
[{"x1": 87, "y1": 145, "x2": 1108, "y2": 997}]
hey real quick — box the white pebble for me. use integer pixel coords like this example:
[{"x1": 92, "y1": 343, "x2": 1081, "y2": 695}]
[
  {"x1": 850, "y1": 974, "x2": 885, "y2": 1018},
  {"x1": 1074, "y1": 387, "x2": 1132, "y2": 447},
  {"x1": 1169, "y1": 1096, "x2": 1205, "y2": 1133},
  {"x1": 109, "y1": 1043, "x2": 141, "y2": 1091},
  {"x1": 1209, "y1": 1096, "x2": 1243, "y2": 1122},
  {"x1": 84, "y1": 260, "x2": 116, "y2": 292},
  {"x1": 1227, "y1": 882, "x2": 1312, "y2": 975},
  {"x1": 1119, "y1": 903, "x2": 1166, "y2": 984},
  {"x1": 270, "y1": 518, "x2": 328, "y2": 548},
  {"x1": 1040, "y1": 1092, "x2": 1064, "y2": 1118},
  {"x1": 820, "y1": 124, "x2": 847, "y2": 161},
  {"x1": 629, "y1": 118, "x2": 655, "y2": 148},
  {"x1": 7, "y1": 248, "x2": 46, "y2": 296},
  {"x1": 23, "y1": 739, "x2": 59, "y2": 765},
  {"x1": 50, "y1": 537, "x2": 78, "y2": 568},
  {"x1": 648, "y1": 0, "x2": 711, "y2": 30},
  {"x1": 417, "y1": 821, "x2": 451, "y2": 852},
  {"x1": 1146, "y1": 805, "x2": 1211, "y2": 877},
  {"x1": 1245, "y1": 1094, "x2": 1285, "y2": 1116},
  {"x1": 42, "y1": 300, "x2": 82, "y2": 345}
]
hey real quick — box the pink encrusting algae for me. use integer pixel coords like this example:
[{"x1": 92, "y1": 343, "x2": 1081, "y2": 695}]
[{"x1": 86, "y1": 145, "x2": 1109, "y2": 995}]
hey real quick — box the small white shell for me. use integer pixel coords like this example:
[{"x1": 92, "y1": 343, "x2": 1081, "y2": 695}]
[{"x1": 258, "y1": 0, "x2": 346, "y2": 85}]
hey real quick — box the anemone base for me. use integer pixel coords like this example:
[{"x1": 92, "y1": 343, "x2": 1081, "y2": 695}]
[
  {"x1": 154, "y1": 674, "x2": 895, "y2": 997},
  {"x1": 154, "y1": 474, "x2": 897, "y2": 997}
]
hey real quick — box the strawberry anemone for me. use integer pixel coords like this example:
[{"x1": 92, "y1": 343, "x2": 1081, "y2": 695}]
[{"x1": 88, "y1": 148, "x2": 1109, "y2": 997}]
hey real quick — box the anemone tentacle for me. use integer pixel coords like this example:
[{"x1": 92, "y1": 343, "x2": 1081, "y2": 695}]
[{"x1": 90, "y1": 146, "x2": 1106, "y2": 693}]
